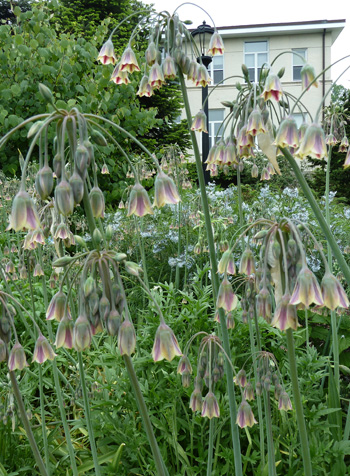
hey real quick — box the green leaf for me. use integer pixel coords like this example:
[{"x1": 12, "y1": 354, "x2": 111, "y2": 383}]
[
  {"x1": 10, "y1": 84, "x2": 21, "y2": 96},
  {"x1": 14, "y1": 35, "x2": 23, "y2": 45}
]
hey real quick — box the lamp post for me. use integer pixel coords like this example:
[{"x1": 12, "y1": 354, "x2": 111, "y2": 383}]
[{"x1": 191, "y1": 21, "x2": 214, "y2": 185}]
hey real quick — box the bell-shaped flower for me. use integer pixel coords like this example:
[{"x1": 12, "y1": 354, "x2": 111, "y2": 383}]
[
  {"x1": 256, "y1": 287, "x2": 272, "y2": 321},
  {"x1": 153, "y1": 171, "x2": 181, "y2": 208},
  {"x1": 46, "y1": 291, "x2": 67, "y2": 322},
  {"x1": 251, "y1": 163, "x2": 259, "y2": 178},
  {"x1": 110, "y1": 63, "x2": 130, "y2": 85},
  {"x1": 148, "y1": 62, "x2": 165, "y2": 89},
  {"x1": 343, "y1": 147, "x2": 350, "y2": 169},
  {"x1": 137, "y1": 75, "x2": 153, "y2": 97},
  {"x1": 201, "y1": 391, "x2": 220, "y2": 419},
  {"x1": 216, "y1": 277, "x2": 238, "y2": 312},
  {"x1": 218, "y1": 250, "x2": 236, "y2": 275},
  {"x1": 300, "y1": 63, "x2": 318, "y2": 90},
  {"x1": 278, "y1": 391, "x2": 293, "y2": 411},
  {"x1": 177, "y1": 355, "x2": 193, "y2": 375},
  {"x1": 32, "y1": 335, "x2": 56, "y2": 364},
  {"x1": 55, "y1": 180, "x2": 74, "y2": 216},
  {"x1": 127, "y1": 183, "x2": 153, "y2": 217},
  {"x1": 8, "y1": 342, "x2": 28, "y2": 371},
  {"x1": 236, "y1": 400, "x2": 257, "y2": 428},
  {"x1": 246, "y1": 109, "x2": 266, "y2": 136},
  {"x1": 189, "y1": 388, "x2": 203, "y2": 412},
  {"x1": 162, "y1": 54, "x2": 177, "y2": 80},
  {"x1": 339, "y1": 136, "x2": 349, "y2": 153},
  {"x1": 8, "y1": 190, "x2": 41, "y2": 231},
  {"x1": 33, "y1": 263, "x2": 44, "y2": 277},
  {"x1": 297, "y1": 123, "x2": 327, "y2": 160},
  {"x1": 55, "y1": 315, "x2": 74, "y2": 349},
  {"x1": 222, "y1": 139, "x2": 237, "y2": 165},
  {"x1": 97, "y1": 39, "x2": 116, "y2": 65},
  {"x1": 325, "y1": 133, "x2": 337, "y2": 146},
  {"x1": 152, "y1": 322, "x2": 182, "y2": 362},
  {"x1": 73, "y1": 314, "x2": 92, "y2": 352},
  {"x1": 321, "y1": 272, "x2": 349, "y2": 310},
  {"x1": 89, "y1": 186, "x2": 105, "y2": 218},
  {"x1": 187, "y1": 60, "x2": 198, "y2": 83},
  {"x1": 118, "y1": 320, "x2": 136, "y2": 356},
  {"x1": 239, "y1": 248, "x2": 256, "y2": 276},
  {"x1": 196, "y1": 64, "x2": 211, "y2": 87},
  {"x1": 207, "y1": 31, "x2": 224, "y2": 56},
  {"x1": 261, "y1": 74, "x2": 283, "y2": 101},
  {"x1": 191, "y1": 110, "x2": 208, "y2": 133},
  {"x1": 290, "y1": 265, "x2": 323, "y2": 307},
  {"x1": 120, "y1": 46, "x2": 140, "y2": 73},
  {"x1": 275, "y1": 116, "x2": 299, "y2": 149},
  {"x1": 101, "y1": 163, "x2": 109, "y2": 174},
  {"x1": 271, "y1": 294, "x2": 298, "y2": 331},
  {"x1": 234, "y1": 369, "x2": 247, "y2": 387},
  {"x1": 260, "y1": 166, "x2": 271, "y2": 181},
  {"x1": 244, "y1": 382, "x2": 255, "y2": 401}
]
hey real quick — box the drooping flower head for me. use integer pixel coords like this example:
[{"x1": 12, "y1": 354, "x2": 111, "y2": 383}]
[
  {"x1": 290, "y1": 265, "x2": 324, "y2": 308},
  {"x1": 152, "y1": 322, "x2": 182, "y2": 362},
  {"x1": 216, "y1": 277, "x2": 238, "y2": 313},
  {"x1": 271, "y1": 294, "x2": 298, "y2": 331},
  {"x1": 201, "y1": 391, "x2": 220, "y2": 419},
  {"x1": 127, "y1": 183, "x2": 153, "y2": 217},
  {"x1": 207, "y1": 31, "x2": 224, "y2": 56},
  {"x1": 120, "y1": 46, "x2": 140, "y2": 73},
  {"x1": 8, "y1": 342, "x2": 28, "y2": 371},
  {"x1": 32, "y1": 335, "x2": 56, "y2": 364},
  {"x1": 97, "y1": 39, "x2": 117, "y2": 65},
  {"x1": 191, "y1": 110, "x2": 208, "y2": 133},
  {"x1": 246, "y1": 109, "x2": 266, "y2": 136},
  {"x1": 8, "y1": 190, "x2": 41, "y2": 232},
  {"x1": 196, "y1": 64, "x2": 211, "y2": 87},
  {"x1": 118, "y1": 320, "x2": 136, "y2": 356},
  {"x1": 300, "y1": 63, "x2": 318, "y2": 90},
  {"x1": 110, "y1": 63, "x2": 130, "y2": 85},
  {"x1": 55, "y1": 315, "x2": 74, "y2": 349},
  {"x1": 321, "y1": 272, "x2": 349, "y2": 310},
  {"x1": 274, "y1": 116, "x2": 299, "y2": 149},
  {"x1": 261, "y1": 74, "x2": 283, "y2": 102},
  {"x1": 162, "y1": 54, "x2": 177, "y2": 80},
  {"x1": 236, "y1": 400, "x2": 257, "y2": 428},
  {"x1": 153, "y1": 171, "x2": 181, "y2": 208},
  {"x1": 297, "y1": 123, "x2": 327, "y2": 160},
  {"x1": 148, "y1": 62, "x2": 165, "y2": 89},
  {"x1": 137, "y1": 75, "x2": 153, "y2": 97}
]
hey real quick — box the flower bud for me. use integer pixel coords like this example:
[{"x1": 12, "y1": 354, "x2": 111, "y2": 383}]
[
  {"x1": 35, "y1": 165, "x2": 54, "y2": 200},
  {"x1": 89, "y1": 186, "x2": 105, "y2": 218},
  {"x1": 53, "y1": 153, "x2": 62, "y2": 179},
  {"x1": 99, "y1": 295, "x2": 110, "y2": 321},
  {"x1": 39, "y1": 83, "x2": 53, "y2": 104},
  {"x1": 152, "y1": 323, "x2": 182, "y2": 362},
  {"x1": 84, "y1": 276, "x2": 96, "y2": 298},
  {"x1": 69, "y1": 171, "x2": 84, "y2": 205},
  {"x1": 32, "y1": 335, "x2": 56, "y2": 364},
  {"x1": 106, "y1": 309, "x2": 121, "y2": 336},
  {"x1": 0, "y1": 338, "x2": 7, "y2": 362},
  {"x1": 55, "y1": 180, "x2": 74, "y2": 216},
  {"x1": 118, "y1": 320, "x2": 136, "y2": 356},
  {"x1": 73, "y1": 315, "x2": 92, "y2": 351}
]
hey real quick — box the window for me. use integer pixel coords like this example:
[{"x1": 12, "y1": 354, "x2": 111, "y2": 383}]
[
  {"x1": 209, "y1": 55, "x2": 224, "y2": 85},
  {"x1": 244, "y1": 41, "x2": 268, "y2": 82},
  {"x1": 292, "y1": 113, "x2": 306, "y2": 127},
  {"x1": 209, "y1": 109, "x2": 224, "y2": 149},
  {"x1": 292, "y1": 48, "x2": 307, "y2": 81}
]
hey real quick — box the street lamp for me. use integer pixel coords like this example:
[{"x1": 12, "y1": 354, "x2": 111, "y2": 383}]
[{"x1": 191, "y1": 21, "x2": 214, "y2": 185}]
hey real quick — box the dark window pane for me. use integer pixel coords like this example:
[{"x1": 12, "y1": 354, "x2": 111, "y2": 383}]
[
  {"x1": 293, "y1": 65, "x2": 302, "y2": 81},
  {"x1": 214, "y1": 70, "x2": 223, "y2": 84}
]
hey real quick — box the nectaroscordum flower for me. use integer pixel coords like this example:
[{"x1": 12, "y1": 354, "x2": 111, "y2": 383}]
[
  {"x1": 32, "y1": 335, "x2": 56, "y2": 364},
  {"x1": 207, "y1": 31, "x2": 224, "y2": 56},
  {"x1": 196, "y1": 64, "x2": 211, "y2": 87},
  {"x1": 271, "y1": 294, "x2": 298, "y2": 331},
  {"x1": 145, "y1": 41, "x2": 158, "y2": 66},
  {"x1": 297, "y1": 123, "x2": 327, "y2": 160},
  {"x1": 274, "y1": 116, "x2": 299, "y2": 149},
  {"x1": 300, "y1": 63, "x2": 318, "y2": 90},
  {"x1": 218, "y1": 250, "x2": 236, "y2": 275},
  {"x1": 97, "y1": 39, "x2": 116, "y2": 65},
  {"x1": 8, "y1": 342, "x2": 28, "y2": 371},
  {"x1": 46, "y1": 291, "x2": 67, "y2": 322},
  {"x1": 55, "y1": 180, "x2": 74, "y2": 216},
  {"x1": 344, "y1": 147, "x2": 350, "y2": 169},
  {"x1": 216, "y1": 277, "x2": 238, "y2": 313},
  {"x1": 127, "y1": 183, "x2": 153, "y2": 217},
  {"x1": 148, "y1": 62, "x2": 165, "y2": 89},
  {"x1": 189, "y1": 387, "x2": 203, "y2": 412},
  {"x1": 290, "y1": 265, "x2": 324, "y2": 307},
  {"x1": 152, "y1": 322, "x2": 182, "y2": 362},
  {"x1": 246, "y1": 109, "x2": 266, "y2": 136},
  {"x1": 110, "y1": 63, "x2": 130, "y2": 85},
  {"x1": 321, "y1": 272, "x2": 349, "y2": 310},
  {"x1": 137, "y1": 75, "x2": 153, "y2": 97},
  {"x1": 236, "y1": 400, "x2": 257, "y2": 428},
  {"x1": 118, "y1": 320, "x2": 136, "y2": 356},
  {"x1": 339, "y1": 136, "x2": 349, "y2": 153},
  {"x1": 239, "y1": 248, "x2": 256, "y2": 276},
  {"x1": 8, "y1": 190, "x2": 41, "y2": 231},
  {"x1": 153, "y1": 171, "x2": 181, "y2": 207},
  {"x1": 55, "y1": 315, "x2": 73, "y2": 349},
  {"x1": 120, "y1": 46, "x2": 140, "y2": 73},
  {"x1": 89, "y1": 186, "x2": 105, "y2": 218},
  {"x1": 278, "y1": 391, "x2": 293, "y2": 411},
  {"x1": 162, "y1": 54, "x2": 177, "y2": 80},
  {"x1": 191, "y1": 110, "x2": 208, "y2": 133},
  {"x1": 261, "y1": 74, "x2": 283, "y2": 101},
  {"x1": 73, "y1": 314, "x2": 92, "y2": 351},
  {"x1": 201, "y1": 391, "x2": 220, "y2": 419}
]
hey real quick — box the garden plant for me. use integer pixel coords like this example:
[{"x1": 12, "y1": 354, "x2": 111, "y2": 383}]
[{"x1": 0, "y1": 2, "x2": 350, "y2": 476}]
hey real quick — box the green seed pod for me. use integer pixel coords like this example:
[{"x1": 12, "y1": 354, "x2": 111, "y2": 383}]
[
  {"x1": 69, "y1": 171, "x2": 84, "y2": 205},
  {"x1": 89, "y1": 187, "x2": 105, "y2": 218},
  {"x1": 90, "y1": 129, "x2": 108, "y2": 147},
  {"x1": 39, "y1": 83, "x2": 53, "y2": 104}
]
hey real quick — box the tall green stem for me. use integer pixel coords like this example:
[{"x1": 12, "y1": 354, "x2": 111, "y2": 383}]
[
  {"x1": 207, "y1": 419, "x2": 215, "y2": 476},
  {"x1": 286, "y1": 329, "x2": 312, "y2": 476},
  {"x1": 81, "y1": 183, "x2": 168, "y2": 476},
  {"x1": 9, "y1": 371, "x2": 49, "y2": 476},
  {"x1": 179, "y1": 71, "x2": 243, "y2": 475},
  {"x1": 282, "y1": 148, "x2": 350, "y2": 286}
]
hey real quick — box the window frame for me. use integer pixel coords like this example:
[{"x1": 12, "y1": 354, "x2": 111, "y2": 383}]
[
  {"x1": 292, "y1": 48, "x2": 307, "y2": 82},
  {"x1": 244, "y1": 40, "x2": 269, "y2": 83},
  {"x1": 208, "y1": 109, "x2": 224, "y2": 149},
  {"x1": 209, "y1": 54, "x2": 224, "y2": 85}
]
